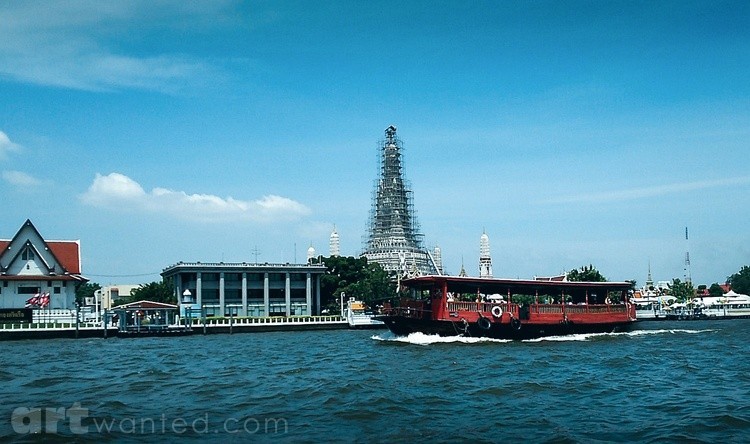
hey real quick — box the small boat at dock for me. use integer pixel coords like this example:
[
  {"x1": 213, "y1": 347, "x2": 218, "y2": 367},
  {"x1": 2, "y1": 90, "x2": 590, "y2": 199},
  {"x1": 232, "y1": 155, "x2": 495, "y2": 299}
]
[{"x1": 345, "y1": 297, "x2": 386, "y2": 329}]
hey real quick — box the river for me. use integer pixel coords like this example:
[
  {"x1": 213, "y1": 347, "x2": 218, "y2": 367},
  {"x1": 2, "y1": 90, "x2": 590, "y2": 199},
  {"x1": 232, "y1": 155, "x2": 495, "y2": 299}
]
[{"x1": 2, "y1": 320, "x2": 749, "y2": 442}]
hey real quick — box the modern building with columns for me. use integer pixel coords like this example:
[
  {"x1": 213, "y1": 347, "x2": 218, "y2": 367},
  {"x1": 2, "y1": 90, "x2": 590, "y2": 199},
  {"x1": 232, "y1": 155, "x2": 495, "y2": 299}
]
[{"x1": 160, "y1": 261, "x2": 327, "y2": 317}]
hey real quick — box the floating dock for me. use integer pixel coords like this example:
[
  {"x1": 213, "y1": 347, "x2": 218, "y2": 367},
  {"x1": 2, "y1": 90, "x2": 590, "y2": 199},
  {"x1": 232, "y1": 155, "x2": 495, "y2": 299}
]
[{"x1": 0, "y1": 316, "x2": 348, "y2": 340}]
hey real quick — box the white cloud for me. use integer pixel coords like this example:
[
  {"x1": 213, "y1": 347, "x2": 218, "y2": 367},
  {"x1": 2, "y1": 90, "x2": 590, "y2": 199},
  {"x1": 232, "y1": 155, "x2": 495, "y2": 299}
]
[
  {"x1": 2, "y1": 170, "x2": 41, "y2": 187},
  {"x1": 541, "y1": 177, "x2": 750, "y2": 205},
  {"x1": 0, "y1": 2, "x2": 232, "y2": 93},
  {"x1": 0, "y1": 131, "x2": 21, "y2": 160},
  {"x1": 80, "y1": 172, "x2": 311, "y2": 223}
]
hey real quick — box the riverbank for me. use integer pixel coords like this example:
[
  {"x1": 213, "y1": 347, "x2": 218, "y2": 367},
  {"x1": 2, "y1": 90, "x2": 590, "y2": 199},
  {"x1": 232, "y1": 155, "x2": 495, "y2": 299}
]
[{"x1": 0, "y1": 315, "x2": 348, "y2": 341}]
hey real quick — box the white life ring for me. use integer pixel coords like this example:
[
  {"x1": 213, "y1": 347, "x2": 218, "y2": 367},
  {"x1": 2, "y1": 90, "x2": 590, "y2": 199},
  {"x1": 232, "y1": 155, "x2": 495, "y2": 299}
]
[{"x1": 491, "y1": 305, "x2": 503, "y2": 318}]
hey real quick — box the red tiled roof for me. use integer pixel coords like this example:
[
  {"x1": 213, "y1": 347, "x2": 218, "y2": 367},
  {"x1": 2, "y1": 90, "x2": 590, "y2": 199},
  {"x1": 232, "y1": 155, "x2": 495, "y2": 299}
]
[
  {"x1": 0, "y1": 238, "x2": 81, "y2": 275},
  {"x1": 47, "y1": 241, "x2": 81, "y2": 274},
  {"x1": 0, "y1": 275, "x2": 83, "y2": 281}
]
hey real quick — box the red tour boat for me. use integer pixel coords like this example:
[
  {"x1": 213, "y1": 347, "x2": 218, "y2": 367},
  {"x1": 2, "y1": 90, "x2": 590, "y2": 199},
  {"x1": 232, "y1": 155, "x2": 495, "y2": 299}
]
[{"x1": 377, "y1": 275, "x2": 636, "y2": 339}]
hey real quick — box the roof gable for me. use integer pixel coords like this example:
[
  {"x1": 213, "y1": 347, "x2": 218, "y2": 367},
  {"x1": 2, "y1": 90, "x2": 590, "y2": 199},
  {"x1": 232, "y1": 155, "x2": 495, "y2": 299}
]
[
  {"x1": 0, "y1": 219, "x2": 82, "y2": 276},
  {"x1": 115, "y1": 300, "x2": 178, "y2": 310}
]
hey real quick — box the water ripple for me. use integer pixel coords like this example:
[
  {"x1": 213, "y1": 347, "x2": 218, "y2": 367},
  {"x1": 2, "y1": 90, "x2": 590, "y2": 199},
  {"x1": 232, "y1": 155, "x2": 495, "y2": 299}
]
[{"x1": 1, "y1": 321, "x2": 750, "y2": 442}]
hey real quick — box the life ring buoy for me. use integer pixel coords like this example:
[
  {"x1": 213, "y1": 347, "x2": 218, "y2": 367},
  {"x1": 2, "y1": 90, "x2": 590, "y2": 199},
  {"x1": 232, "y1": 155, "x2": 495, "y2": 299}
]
[
  {"x1": 477, "y1": 316, "x2": 491, "y2": 330},
  {"x1": 491, "y1": 305, "x2": 503, "y2": 318}
]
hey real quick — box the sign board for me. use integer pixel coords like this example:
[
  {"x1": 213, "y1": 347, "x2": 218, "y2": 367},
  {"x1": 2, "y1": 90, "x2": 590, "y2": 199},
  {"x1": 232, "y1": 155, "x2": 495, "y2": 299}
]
[{"x1": 0, "y1": 308, "x2": 33, "y2": 323}]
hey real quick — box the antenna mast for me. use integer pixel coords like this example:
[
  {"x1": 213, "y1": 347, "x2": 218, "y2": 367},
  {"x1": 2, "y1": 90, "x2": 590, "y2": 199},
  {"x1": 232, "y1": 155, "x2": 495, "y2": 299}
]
[{"x1": 684, "y1": 227, "x2": 692, "y2": 285}]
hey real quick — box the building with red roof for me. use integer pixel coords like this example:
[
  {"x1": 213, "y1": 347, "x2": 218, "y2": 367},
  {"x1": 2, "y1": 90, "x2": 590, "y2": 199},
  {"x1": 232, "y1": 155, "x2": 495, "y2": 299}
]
[{"x1": 0, "y1": 220, "x2": 87, "y2": 309}]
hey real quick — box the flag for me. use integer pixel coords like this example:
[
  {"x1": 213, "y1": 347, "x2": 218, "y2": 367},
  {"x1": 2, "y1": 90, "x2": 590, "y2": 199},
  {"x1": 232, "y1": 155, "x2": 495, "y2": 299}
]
[
  {"x1": 38, "y1": 293, "x2": 50, "y2": 308},
  {"x1": 25, "y1": 293, "x2": 41, "y2": 307}
]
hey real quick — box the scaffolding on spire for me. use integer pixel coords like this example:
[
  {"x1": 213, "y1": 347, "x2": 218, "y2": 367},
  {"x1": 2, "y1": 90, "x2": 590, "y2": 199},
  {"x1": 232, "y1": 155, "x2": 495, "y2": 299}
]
[{"x1": 362, "y1": 126, "x2": 440, "y2": 278}]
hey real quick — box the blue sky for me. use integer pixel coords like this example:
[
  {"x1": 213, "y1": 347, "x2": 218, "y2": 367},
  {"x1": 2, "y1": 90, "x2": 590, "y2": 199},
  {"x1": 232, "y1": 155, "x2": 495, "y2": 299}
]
[{"x1": 1, "y1": 1, "x2": 748, "y2": 287}]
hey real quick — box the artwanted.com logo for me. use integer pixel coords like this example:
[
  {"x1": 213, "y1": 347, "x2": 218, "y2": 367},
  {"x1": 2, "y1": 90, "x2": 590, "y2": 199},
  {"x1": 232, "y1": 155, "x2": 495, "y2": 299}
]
[{"x1": 11, "y1": 403, "x2": 288, "y2": 435}]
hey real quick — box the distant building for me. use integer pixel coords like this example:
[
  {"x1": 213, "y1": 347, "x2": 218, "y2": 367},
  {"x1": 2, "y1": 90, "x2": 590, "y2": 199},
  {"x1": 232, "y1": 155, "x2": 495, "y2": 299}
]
[
  {"x1": 433, "y1": 246, "x2": 443, "y2": 275},
  {"x1": 161, "y1": 261, "x2": 326, "y2": 317},
  {"x1": 479, "y1": 230, "x2": 493, "y2": 278},
  {"x1": 362, "y1": 126, "x2": 440, "y2": 277},
  {"x1": 329, "y1": 226, "x2": 340, "y2": 257},
  {"x1": 93, "y1": 284, "x2": 141, "y2": 310},
  {"x1": 0, "y1": 219, "x2": 87, "y2": 309},
  {"x1": 306, "y1": 244, "x2": 316, "y2": 263}
]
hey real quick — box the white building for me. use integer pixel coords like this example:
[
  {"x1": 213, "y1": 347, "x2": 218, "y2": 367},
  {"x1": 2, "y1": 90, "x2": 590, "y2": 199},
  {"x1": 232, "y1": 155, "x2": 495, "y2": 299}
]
[
  {"x1": 161, "y1": 261, "x2": 327, "y2": 317},
  {"x1": 329, "y1": 226, "x2": 340, "y2": 257},
  {"x1": 0, "y1": 220, "x2": 87, "y2": 309},
  {"x1": 479, "y1": 230, "x2": 493, "y2": 278},
  {"x1": 93, "y1": 284, "x2": 141, "y2": 310}
]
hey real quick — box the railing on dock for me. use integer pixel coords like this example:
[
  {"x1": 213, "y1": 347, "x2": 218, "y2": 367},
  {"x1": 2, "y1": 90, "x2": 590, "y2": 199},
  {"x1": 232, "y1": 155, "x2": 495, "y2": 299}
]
[
  {"x1": 186, "y1": 315, "x2": 345, "y2": 327},
  {"x1": 0, "y1": 322, "x2": 103, "y2": 331}
]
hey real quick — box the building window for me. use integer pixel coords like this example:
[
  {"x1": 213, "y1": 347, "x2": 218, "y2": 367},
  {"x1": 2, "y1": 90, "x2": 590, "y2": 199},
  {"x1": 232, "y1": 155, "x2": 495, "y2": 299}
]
[
  {"x1": 203, "y1": 273, "x2": 219, "y2": 282},
  {"x1": 19, "y1": 287, "x2": 41, "y2": 294},
  {"x1": 225, "y1": 273, "x2": 241, "y2": 282},
  {"x1": 22, "y1": 247, "x2": 35, "y2": 261},
  {"x1": 53, "y1": 287, "x2": 61, "y2": 294}
]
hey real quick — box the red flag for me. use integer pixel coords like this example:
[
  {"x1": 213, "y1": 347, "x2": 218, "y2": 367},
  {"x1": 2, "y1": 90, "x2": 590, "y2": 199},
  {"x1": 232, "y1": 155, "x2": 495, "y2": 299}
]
[
  {"x1": 25, "y1": 293, "x2": 40, "y2": 307},
  {"x1": 39, "y1": 293, "x2": 50, "y2": 308}
]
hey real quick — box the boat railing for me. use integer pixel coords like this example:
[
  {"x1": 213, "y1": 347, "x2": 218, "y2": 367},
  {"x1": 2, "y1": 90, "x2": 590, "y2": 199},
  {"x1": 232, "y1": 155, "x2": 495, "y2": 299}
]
[
  {"x1": 383, "y1": 306, "x2": 431, "y2": 319},
  {"x1": 447, "y1": 301, "x2": 518, "y2": 313},
  {"x1": 531, "y1": 303, "x2": 627, "y2": 315}
]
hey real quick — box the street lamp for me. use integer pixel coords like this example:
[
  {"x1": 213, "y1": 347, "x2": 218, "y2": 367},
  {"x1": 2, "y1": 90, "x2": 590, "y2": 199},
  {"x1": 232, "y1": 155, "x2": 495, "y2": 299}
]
[{"x1": 181, "y1": 289, "x2": 193, "y2": 329}]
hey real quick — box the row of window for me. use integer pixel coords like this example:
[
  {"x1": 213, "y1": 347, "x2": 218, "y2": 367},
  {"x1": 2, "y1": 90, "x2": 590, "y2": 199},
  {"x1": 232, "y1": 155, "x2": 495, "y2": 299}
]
[
  {"x1": 181, "y1": 273, "x2": 310, "y2": 282},
  {"x1": 0, "y1": 286, "x2": 62, "y2": 295}
]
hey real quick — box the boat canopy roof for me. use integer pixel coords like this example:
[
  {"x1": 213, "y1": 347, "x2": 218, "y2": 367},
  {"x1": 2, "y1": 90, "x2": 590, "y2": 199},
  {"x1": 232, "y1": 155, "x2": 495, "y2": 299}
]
[{"x1": 401, "y1": 275, "x2": 633, "y2": 298}]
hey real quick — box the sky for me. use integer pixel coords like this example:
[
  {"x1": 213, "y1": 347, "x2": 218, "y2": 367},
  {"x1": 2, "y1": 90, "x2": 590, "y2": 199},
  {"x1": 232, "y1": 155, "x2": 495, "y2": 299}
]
[{"x1": 1, "y1": 0, "x2": 749, "y2": 287}]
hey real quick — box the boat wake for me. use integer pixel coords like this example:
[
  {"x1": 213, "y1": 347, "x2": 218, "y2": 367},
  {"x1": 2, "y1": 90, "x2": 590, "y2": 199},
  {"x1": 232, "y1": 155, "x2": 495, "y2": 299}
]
[
  {"x1": 372, "y1": 328, "x2": 716, "y2": 345},
  {"x1": 371, "y1": 331, "x2": 511, "y2": 345},
  {"x1": 628, "y1": 328, "x2": 716, "y2": 336}
]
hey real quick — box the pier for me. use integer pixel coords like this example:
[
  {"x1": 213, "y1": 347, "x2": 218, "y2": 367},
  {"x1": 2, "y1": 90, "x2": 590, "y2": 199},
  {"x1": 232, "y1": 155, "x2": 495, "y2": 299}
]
[{"x1": 0, "y1": 315, "x2": 348, "y2": 340}]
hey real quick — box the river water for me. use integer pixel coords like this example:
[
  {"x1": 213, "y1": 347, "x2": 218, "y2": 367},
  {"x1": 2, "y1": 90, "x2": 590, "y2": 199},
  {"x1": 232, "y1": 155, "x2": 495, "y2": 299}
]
[{"x1": 2, "y1": 320, "x2": 749, "y2": 443}]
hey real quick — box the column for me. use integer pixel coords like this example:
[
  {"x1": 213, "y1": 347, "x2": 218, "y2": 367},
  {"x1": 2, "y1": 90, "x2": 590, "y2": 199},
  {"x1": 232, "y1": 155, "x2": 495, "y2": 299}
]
[
  {"x1": 196, "y1": 272, "x2": 202, "y2": 307},
  {"x1": 175, "y1": 273, "x2": 182, "y2": 304},
  {"x1": 285, "y1": 272, "x2": 291, "y2": 316},
  {"x1": 219, "y1": 272, "x2": 225, "y2": 317},
  {"x1": 263, "y1": 272, "x2": 270, "y2": 316},
  {"x1": 241, "y1": 272, "x2": 248, "y2": 316},
  {"x1": 315, "y1": 275, "x2": 321, "y2": 316},
  {"x1": 305, "y1": 273, "x2": 312, "y2": 316}
]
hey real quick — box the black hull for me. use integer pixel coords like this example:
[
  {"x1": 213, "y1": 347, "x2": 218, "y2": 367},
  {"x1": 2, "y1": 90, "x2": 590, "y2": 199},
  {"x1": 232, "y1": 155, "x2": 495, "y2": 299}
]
[{"x1": 379, "y1": 316, "x2": 633, "y2": 340}]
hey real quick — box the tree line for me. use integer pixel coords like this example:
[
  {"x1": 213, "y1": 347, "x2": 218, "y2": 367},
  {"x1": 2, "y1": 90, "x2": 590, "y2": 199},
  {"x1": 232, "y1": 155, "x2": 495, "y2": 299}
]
[{"x1": 76, "y1": 263, "x2": 750, "y2": 308}]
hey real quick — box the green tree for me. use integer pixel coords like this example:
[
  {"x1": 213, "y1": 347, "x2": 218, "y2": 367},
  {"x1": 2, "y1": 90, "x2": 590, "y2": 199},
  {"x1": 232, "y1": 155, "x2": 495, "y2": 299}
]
[
  {"x1": 709, "y1": 283, "x2": 725, "y2": 297},
  {"x1": 668, "y1": 278, "x2": 695, "y2": 302},
  {"x1": 114, "y1": 280, "x2": 176, "y2": 306},
  {"x1": 728, "y1": 266, "x2": 750, "y2": 295},
  {"x1": 567, "y1": 264, "x2": 607, "y2": 282},
  {"x1": 317, "y1": 255, "x2": 396, "y2": 312},
  {"x1": 75, "y1": 282, "x2": 101, "y2": 304}
]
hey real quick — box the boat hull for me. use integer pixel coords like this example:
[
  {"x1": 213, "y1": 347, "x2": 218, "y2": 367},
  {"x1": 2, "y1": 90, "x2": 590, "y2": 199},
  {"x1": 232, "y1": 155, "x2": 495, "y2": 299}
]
[{"x1": 378, "y1": 315, "x2": 634, "y2": 340}]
